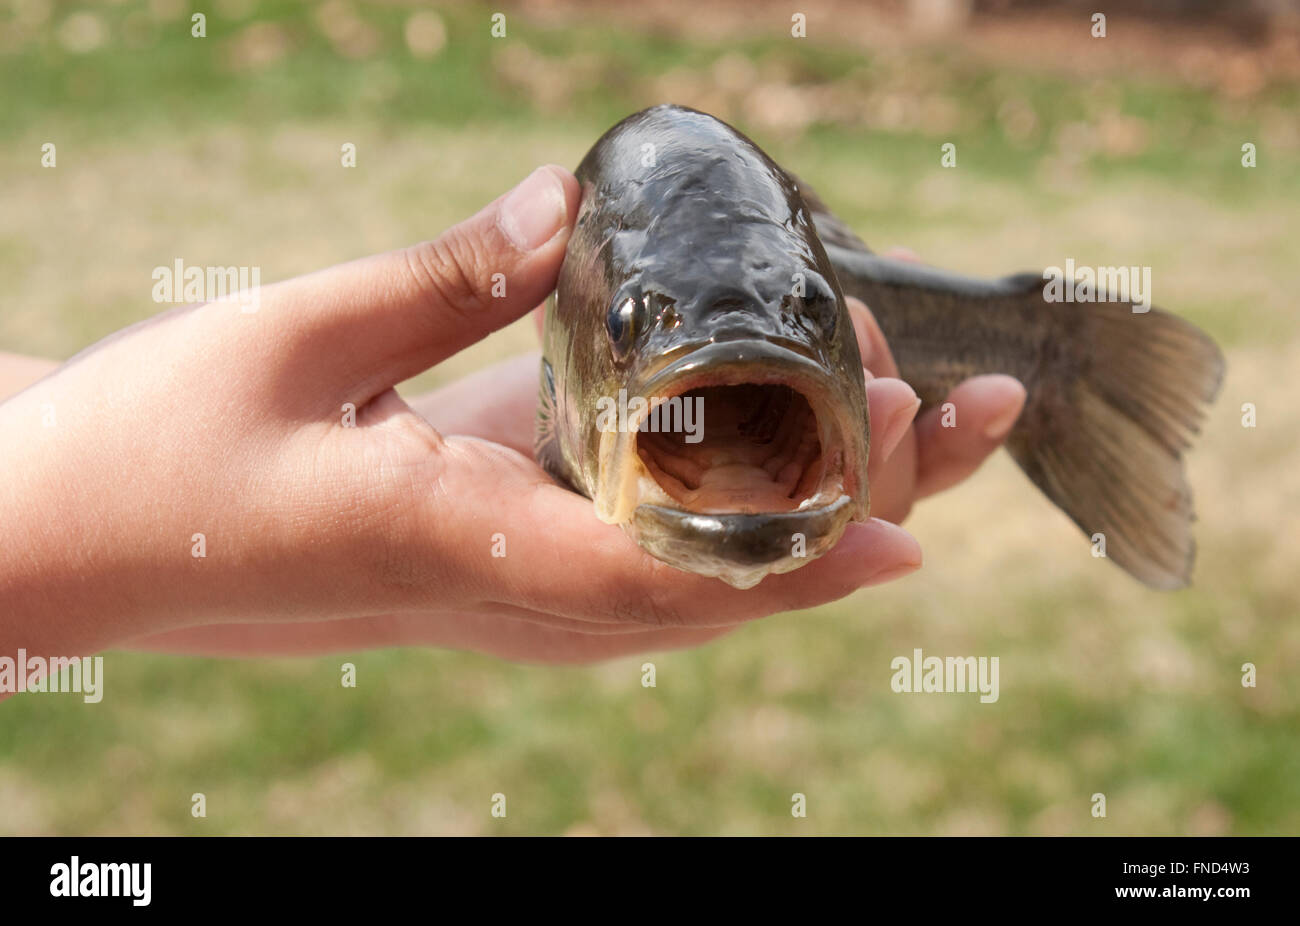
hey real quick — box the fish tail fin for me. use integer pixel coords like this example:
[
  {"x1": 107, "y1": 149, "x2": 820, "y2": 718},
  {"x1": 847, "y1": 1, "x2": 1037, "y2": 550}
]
[
  {"x1": 1005, "y1": 298, "x2": 1224, "y2": 589},
  {"x1": 825, "y1": 246, "x2": 1225, "y2": 589}
]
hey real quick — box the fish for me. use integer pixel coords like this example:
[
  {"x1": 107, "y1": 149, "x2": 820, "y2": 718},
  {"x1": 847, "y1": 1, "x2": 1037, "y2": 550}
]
[{"x1": 535, "y1": 104, "x2": 1225, "y2": 590}]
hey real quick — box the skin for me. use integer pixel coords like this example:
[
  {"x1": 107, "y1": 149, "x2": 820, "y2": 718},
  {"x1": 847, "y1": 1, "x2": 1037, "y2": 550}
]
[{"x1": 0, "y1": 165, "x2": 1025, "y2": 670}]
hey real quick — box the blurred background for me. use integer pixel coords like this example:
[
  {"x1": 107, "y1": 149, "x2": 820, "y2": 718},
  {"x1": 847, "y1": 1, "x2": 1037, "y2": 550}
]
[{"x1": 1, "y1": 0, "x2": 1297, "y2": 835}]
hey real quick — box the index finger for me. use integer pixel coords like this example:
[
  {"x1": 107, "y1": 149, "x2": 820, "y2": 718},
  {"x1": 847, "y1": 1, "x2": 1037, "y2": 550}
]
[{"x1": 846, "y1": 295, "x2": 900, "y2": 380}]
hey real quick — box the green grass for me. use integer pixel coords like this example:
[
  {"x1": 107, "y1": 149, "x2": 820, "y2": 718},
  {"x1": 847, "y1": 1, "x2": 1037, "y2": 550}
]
[{"x1": 0, "y1": 0, "x2": 1297, "y2": 835}]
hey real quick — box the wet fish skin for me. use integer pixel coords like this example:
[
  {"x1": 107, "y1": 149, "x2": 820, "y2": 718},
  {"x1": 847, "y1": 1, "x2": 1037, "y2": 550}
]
[
  {"x1": 538, "y1": 103, "x2": 1225, "y2": 590},
  {"x1": 537, "y1": 104, "x2": 871, "y2": 588}
]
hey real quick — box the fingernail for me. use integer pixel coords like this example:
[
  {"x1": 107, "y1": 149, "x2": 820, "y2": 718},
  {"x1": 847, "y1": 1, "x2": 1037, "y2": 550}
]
[
  {"x1": 499, "y1": 167, "x2": 566, "y2": 251},
  {"x1": 860, "y1": 519, "x2": 923, "y2": 586},
  {"x1": 983, "y1": 401, "x2": 1023, "y2": 441},
  {"x1": 862, "y1": 560, "x2": 922, "y2": 587},
  {"x1": 880, "y1": 396, "x2": 922, "y2": 463}
]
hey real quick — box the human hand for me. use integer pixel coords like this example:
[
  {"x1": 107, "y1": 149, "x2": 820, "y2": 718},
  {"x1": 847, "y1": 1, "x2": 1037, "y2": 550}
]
[
  {"x1": 0, "y1": 166, "x2": 927, "y2": 666},
  {"x1": 140, "y1": 254, "x2": 1026, "y2": 665}
]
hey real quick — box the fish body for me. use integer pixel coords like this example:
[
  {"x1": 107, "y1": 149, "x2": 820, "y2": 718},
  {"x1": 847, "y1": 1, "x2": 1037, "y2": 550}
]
[{"x1": 537, "y1": 104, "x2": 1224, "y2": 590}]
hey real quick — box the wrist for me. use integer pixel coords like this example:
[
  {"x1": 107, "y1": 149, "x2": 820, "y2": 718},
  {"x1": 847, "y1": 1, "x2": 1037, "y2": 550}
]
[{"x1": 0, "y1": 392, "x2": 161, "y2": 656}]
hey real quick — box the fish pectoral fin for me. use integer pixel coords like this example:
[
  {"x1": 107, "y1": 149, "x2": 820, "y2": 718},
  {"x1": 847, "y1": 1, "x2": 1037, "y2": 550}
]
[{"x1": 534, "y1": 356, "x2": 572, "y2": 489}]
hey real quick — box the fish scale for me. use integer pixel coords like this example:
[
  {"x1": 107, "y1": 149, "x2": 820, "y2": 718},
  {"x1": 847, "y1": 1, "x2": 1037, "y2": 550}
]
[{"x1": 536, "y1": 104, "x2": 1223, "y2": 589}]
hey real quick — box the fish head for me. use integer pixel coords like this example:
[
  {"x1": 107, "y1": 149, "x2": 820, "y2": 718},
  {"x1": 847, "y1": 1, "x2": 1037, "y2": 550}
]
[{"x1": 550, "y1": 104, "x2": 871, "y2": 588}]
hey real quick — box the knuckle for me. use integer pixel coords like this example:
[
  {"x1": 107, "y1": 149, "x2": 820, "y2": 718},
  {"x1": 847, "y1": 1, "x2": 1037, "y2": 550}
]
[
  {"x1": 608, "y1": 568, "x2": 691, "y2": 628},
  {"x1": 404, "y1": 234, "x2": 493, "y2": 322}
]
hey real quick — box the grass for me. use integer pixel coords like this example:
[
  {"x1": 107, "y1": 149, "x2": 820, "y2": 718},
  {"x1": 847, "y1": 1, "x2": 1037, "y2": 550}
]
[{"x1": 0, "y1": 0, "x2": 1297, "y2": 835}]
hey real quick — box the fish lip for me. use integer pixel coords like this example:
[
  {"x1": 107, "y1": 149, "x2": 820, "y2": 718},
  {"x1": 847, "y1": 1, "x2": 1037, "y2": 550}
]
[
  {"x1": 636, "y1": 339, "x2": 827, "y2": 396},
  {"x1": 629, "y1": 496, "x2": 858, "y2": 586},
  {"x1": 634, "y1": 496, "x2": 854, "y2": 549},
  {"x1": 592, "y1": 338, "x2": 870, "y2": 527}
]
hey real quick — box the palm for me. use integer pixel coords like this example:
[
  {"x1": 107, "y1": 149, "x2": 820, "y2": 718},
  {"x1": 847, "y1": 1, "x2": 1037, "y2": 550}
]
[{"x1": 408, "y1": 352, "x2": 542, "y2": 458}]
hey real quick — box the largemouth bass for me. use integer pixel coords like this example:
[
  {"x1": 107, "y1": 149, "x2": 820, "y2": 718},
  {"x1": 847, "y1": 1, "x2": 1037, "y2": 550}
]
[{"x1": 536, "y1": 104, "x2": 1224, "y2": 590}]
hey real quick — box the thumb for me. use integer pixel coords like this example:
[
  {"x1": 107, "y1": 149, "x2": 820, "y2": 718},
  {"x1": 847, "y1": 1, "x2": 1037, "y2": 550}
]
[{"x1": 263, "y1": 165, "x2": 580, "y2": 398}]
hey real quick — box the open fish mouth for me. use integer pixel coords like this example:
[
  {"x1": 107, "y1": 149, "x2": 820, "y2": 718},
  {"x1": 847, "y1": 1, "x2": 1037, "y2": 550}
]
[
  {"x1": 593, "y1": 340, "x2": 869, "y2": 587},
  {"x1": 637, "y1": 380, "x2": 829, "y2": 513}
]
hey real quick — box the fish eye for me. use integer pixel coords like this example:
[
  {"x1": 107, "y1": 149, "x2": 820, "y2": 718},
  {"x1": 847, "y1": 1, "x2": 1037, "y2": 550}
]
[
  {"x1": 606, "y1": 294, "x2": 643, "y2": 361},
  {"x1": 802, "y1": 280, "x2": 838, "y2": 339}
]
